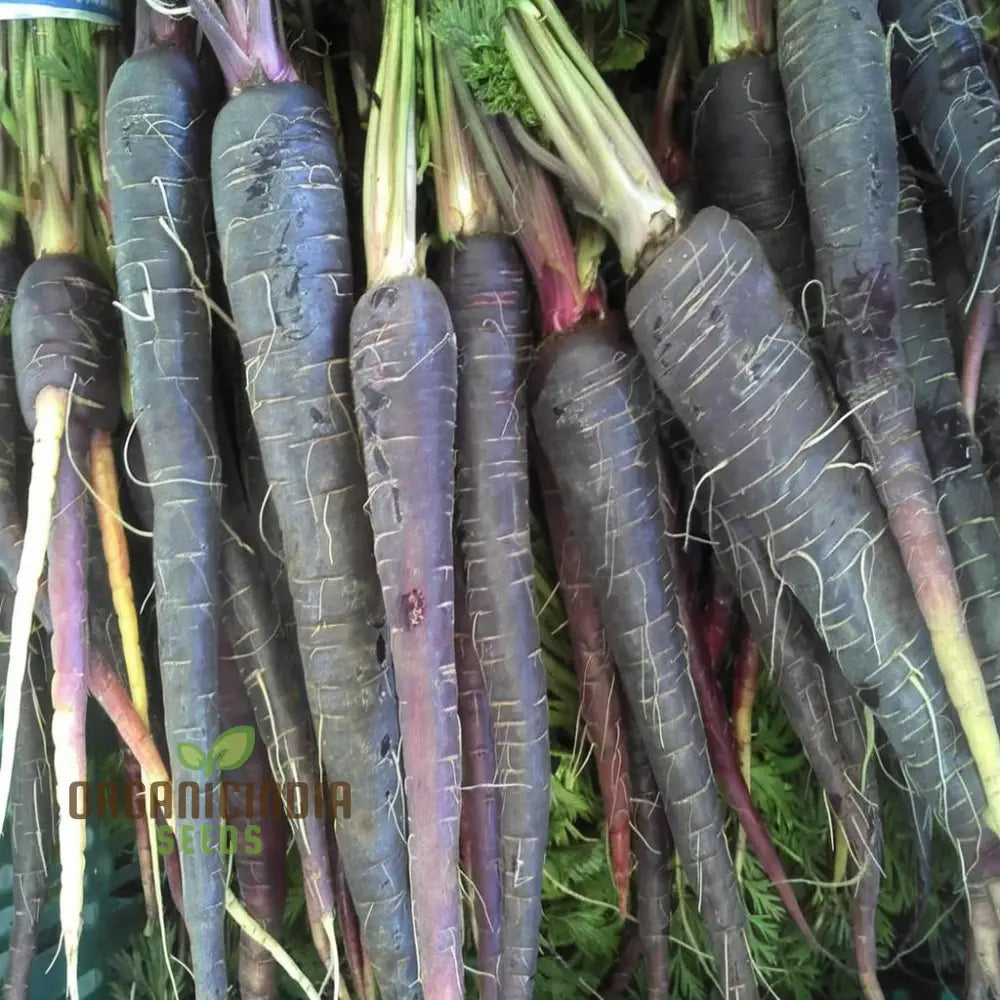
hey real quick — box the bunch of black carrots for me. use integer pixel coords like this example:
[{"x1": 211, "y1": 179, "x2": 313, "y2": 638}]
[{"x1": 6, "y1": 0, "x2": 1000, "y2": 996}]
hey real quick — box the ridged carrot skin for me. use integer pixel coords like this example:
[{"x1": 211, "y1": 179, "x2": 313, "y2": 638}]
[
  {"x1": 536, "y1": 452, "x2": 631, "y2": 914},
  {"x1": 627, "y1": 206, "x2": 1000, "y2": 884},
  {"x1": 217, "y1": 650, "x2": 288, "y2": 1000},
  {"x1": 779, "y1": 0, "x2": 1000, "y2": 850},
  {"x1": 454, "y1": 561, "x2": 502, "y2": 1000},
  {"x1": 350, "y1": 274, "x2": 464, "y2": 1000},
  {"x1": 890, "y1": 0, "x2": 1000, "y2": 287},
  {"x1": 691, "y1": 54, "x2": 812, "y2": 307},
  {"x1": 106, "y1": 44, "x2": 227, "y2": 996},
  {"x1": 210, "y1": 81, "x2": 417, "y2": 999},
  {"x1": 8, "y1": 253, "x2": 120, "y2": 1000},
  {"x1": 0, "y1": 252, "x2": 40, "y2": 619},
  {"x1": 213, "y1": 415, "x2": 337, "y2": 959},
  {"x1": 896, "y1": 169, "x2": 1000, "y2": 713},
  {"x1": 440, "y1": 233, "x2": 549, "y2": 998},
  {"x1": 530, "y1": 315, "x2": 757, "y2": 999}
]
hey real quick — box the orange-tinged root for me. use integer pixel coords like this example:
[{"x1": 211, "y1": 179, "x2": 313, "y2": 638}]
[
  {"x1": 89, "y1": 429, "x2": 165, "y2": 940},
  {"x1": 0, "y1": 386, "x2": 67, "y2": 834},
  {"x1": 123, "y1": 749, "x2": 157, "y2": 934},
  {"x1": 89, "y1": 429, "x2": 149, "y2": 722}
]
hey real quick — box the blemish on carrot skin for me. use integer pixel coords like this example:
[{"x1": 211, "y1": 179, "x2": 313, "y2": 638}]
[{"x1": 403, "y1": 589, "x2": 425, "y2": 629}]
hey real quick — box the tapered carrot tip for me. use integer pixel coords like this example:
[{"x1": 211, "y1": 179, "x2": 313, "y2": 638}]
[
  {"x1": 971, "y1": 893, "x2": 1000, "y2": 997},
  {"x1": 0, "y1": 385, "x2": 67, "y2": 832},
  {"x1": 857, "y1": 970, "x2": 886, "y2": 1000},
  {"x1": 609, "y1": 822, "x2": 631, "y2": 916},
  {"x1": 308, "y1": 914, "x2": 330, "y2": 966},
  {"x1": 962, "y1": 291, "x2": 994, "y2": 423},
  {"x1": 123, "y1": 753, "x2": 157, "y2": 934}
]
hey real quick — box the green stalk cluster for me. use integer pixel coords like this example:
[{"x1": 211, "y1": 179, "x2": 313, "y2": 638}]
[
  {"x1": 708, "y1": 0, "x2": 774, "y2": 62},
  {"x1": 423, "y1": 29, "x2": 500, "y2": 242},
  {"x1": 0, "y1": 24, "x2": 20, "y2": 251},
  {"x1": 363, "y1": 0, "x2": 419, "y2": 285},
  {"x1": 446, "y1": 62, "x2": 600, "y2": 333},
  {"x1": 432, "y1": 0, "x2": 680, "y2": 276},
  {"x1": 4, "y1": 19, "x2": 110, "y2": 262}
]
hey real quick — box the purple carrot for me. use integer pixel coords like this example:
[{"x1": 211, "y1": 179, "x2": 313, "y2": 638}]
[
  {"x1": 217, "y1": 647, "x2": 288, "y2": 1000},
  {"x1": 454, "y1": 560, "x2": 502, "y2": 999},
  {"x1": 597, "y1": 921, "x2": 643, "y2": 1000},
  {"x1": 624, "y1": 703, "x2": 672, "y2": 999},
  {"x1": 536, "y1": 451, "x2": 632, "y2": 914},
  {"x1": 45, "y1": 421, "x2": 91, "y2": 1000},
  {"x1": 670, "y1": 474, "x2": 817, "y2": 947},
  {"x1": 330, "y1": 832, "x2": 375, "y2": 1000},
  {"x1": 703, "y1": 574, "x2": 735, "y2": 674}
]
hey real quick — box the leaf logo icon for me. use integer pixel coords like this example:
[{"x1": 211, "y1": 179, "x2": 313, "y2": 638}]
[{"x1": 176, "y1": 726, "x2": 255, "y2": 776}]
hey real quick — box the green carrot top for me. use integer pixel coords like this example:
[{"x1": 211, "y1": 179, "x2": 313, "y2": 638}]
[
  {"x1": 5, "y1": 20, "x2": 110, "y2": 264},
  {"x1": 424, "y1": 28, "x2": 501, "y2": 242},
  {"x1": 430, "y1": 0, "x2": 681, "y2": 277},
  {"x1": 363, "y1": 0, "x2": 420, "y2": 285}
]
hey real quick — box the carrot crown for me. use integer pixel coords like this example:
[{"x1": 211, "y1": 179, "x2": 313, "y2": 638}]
[
  {"x1": 188, "y1": 0, "x2": 297, "y2": 91},
  {"x1": 430, "y1": 0, "x2": 681, "y2": 277},
  {"x1": 708, "y1": 0, "x2": 774, "y2": 62},
  {"x1": 423, "y1": 29, "x2": 501, "y2": 242},
  {"x1": 447, "y1": 65, "x2": 602, "y2": 334}
]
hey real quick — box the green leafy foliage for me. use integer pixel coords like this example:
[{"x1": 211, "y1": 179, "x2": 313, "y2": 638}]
[
  {"x1": 427, "y1": 0, "x2": 540, "y2": 124},
  {"x1": 530, "y1": 511, "x2": 964, "y2": 998},
  {"x1": 35, "y1": 20, "x2": 101, "y2": 159}
]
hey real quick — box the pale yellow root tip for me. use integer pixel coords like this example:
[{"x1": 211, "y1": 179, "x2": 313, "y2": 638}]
[
  {"x1": 0, "y1": 386, "x2": 67, "y2": 834},
  {"x1": 316, "y1": 912, "x2": 345, "y2": 1000},
  {"x1": 858, "y1": 969, "x2": 886, "y2": 1000},
  {"x1": 225, "y1": 888, "x2": 328, "y2": 1000},
  {"x1": 831, "y1": 818, "x2": 849, "y2": 888},
  {"x1": 971, "y1": 892, "x2": 1000, "y2": 996},
  {"x1": 926, "y1": 602, "x2": 1000, "y2": 837}
]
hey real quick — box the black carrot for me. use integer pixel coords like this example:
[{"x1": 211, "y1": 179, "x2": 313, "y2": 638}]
[
  {"x1": 186, "y1": 0, "x2": 419, "y2": 991},
  {"x1": 105, "y1": 12, "x2": 227, "y2": 990},
  {"x1": 427, "y1": 42, "x2": 549, "y2": 994}
]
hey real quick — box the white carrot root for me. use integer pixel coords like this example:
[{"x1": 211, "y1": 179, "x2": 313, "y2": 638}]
[{"x1": 0, "y1": 386, "x2": 67, "y2": 832}]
